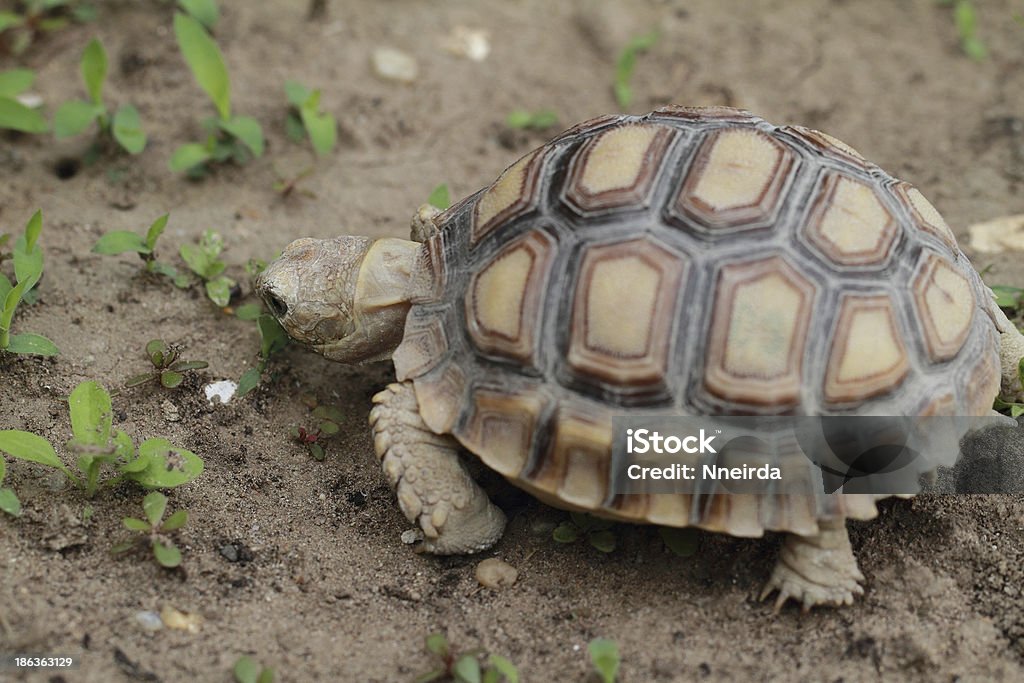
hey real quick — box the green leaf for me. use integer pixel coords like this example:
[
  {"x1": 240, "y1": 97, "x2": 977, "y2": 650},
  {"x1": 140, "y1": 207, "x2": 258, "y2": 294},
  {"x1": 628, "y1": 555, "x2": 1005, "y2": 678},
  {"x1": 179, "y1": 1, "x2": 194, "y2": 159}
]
[
  {"x1": 0, "y1": 454, "x2": 5, "y2": 484},
  {"x1": 0, "y1": 96, "x2": 48, "y2": 133},
  {"x1": 428, "y1": 183, "x2": 450, "y2": 210},
  {"x1": 7, "y1": 333, "x2": 58, "y2": 356},
  {"x1": 0, "y1": 430, "x2": 69, "y2": 476},
  {"x1": 658, "y1": 527, "x2": 699, "y2": 557},
  {"x1": 588, "y1": 639, "x2": 621, "y2": 683},
  {"x1": 129, "y1": 439, "x2": 204, "y2": 488},
  {"x1": 178, "y1": 0, "x2": 219, "y2": 30},
  {"x1": 588, "y1": 529, "x2": 617, "y2": 553},
  {"x1": 235, "y1": 303, "x2": 262, "y2": 320},
  {"x1": 308, "y1": 443, "x2": 325, "y2": 461},
  {"x1": 146, "y1": 339, "x2": 169, "y2": 364},
  {"x1": 170, "y1": 143, "x2": 212, "y2": 172},
  {"x1": 487, "y1": 655, "x2": 519, "y2": 683},
  {"x1": 425, "y1": 633, "x2": 449, "y2": 658},
  {"x1": 318, "y1": 421, "x2": 339, "y2": 436},
  {"x1": 112, "y1": 104, "x2": 146, "y2": 154},
  {"x1": 13, "y1": 237, "x2": 42, "y2": 289},
  {"x1": 257, "y1": 314, "x2": 289, "y2": 358},
  {"x1": 284, "y1": 80, "x2": 311, "y2": 107},
  {"x1": 1018, "y1": 356, "x2": 1024, "y2": 388},
  {"x1": 68, "y1": 380, "x2": 112, "y2": 447},
  {"x1": 300, "y1": 104, "x2": 336, "y2": 156},
  {"x1": 257, "y1": 668, "x2": 274, "y2": 683},
  {"x1": 143, "y1": 491, "x2": 168, "y2": 526},
  {"x1": 505, "y1": 110, "x2": 532, "y2": 129},
  {"x1": 174, "y1": 12, "x2": 230, "y2": 120},
  {"x1": 1012, "y1": 404, "x2": 1024, "y2": 418},
  {"x1": 162, "y1": 509, "x2": 188, "y2": 531},
  {"x1": 145, "y1": 214, "x2": 169, "y2": 252},
  {"x1": 160, "y1": 371, "x2": 184, "y2": 388},
  {"x1": 110, "y1": 540, "x2": 138, "y2": 554},
  {"x1": 81, "y1": 38, "x2": 107, "y2": 105},
  {"x1": 205, "y1": 275, "x2": 234, "y2": 306},
  {"x1": 219, "y1": 115, "x2": 264, "y2": 157},
  {"x1": 123, "y1": 516, "x2": 151, "y2": 531},
  {"x1": 180, "y1": 243, "x2": 211, "y2": 277},
  {"x1": 93, "y1": 230, "x2": 149, "y2": 255},
  {"x1": 552, "y1": 522, "x2": 579, "y2": 544},
  {"x1": 284, "y1": 111, "x2": 306, "y2": 142},
  {"x1": 0, "y1": 12, "x2": 25, "y2": 32},
  {"x1": 234, "y1": 656, "x2": 260, "y2": 683},
  {"x1": 168, "y1": 360, "x2": 208, "y2": 372},
  {"x1": 152, "y1": 261, "x2": 180, "y2": 280},
  {"x1": 0, "y1": 273, "x2": 11, "y2": 303},
  {"x1": 452, "y1": 655, "x2": 481, "y2": 683},
  {"x1": 119, "y1": 447, "x2": 152, "y2": 473},
  {"x1": 614, "y1": 29, "x2": 659, "y2": 108},
  {"x1": 992, "y1": 285, "x2": 1024, "y2": 309},
  {"x1": 54, "y1": 99, "x2": 101, "y2": 138},
  {"x1": 236, "y1": 367, "x2": 261, "y2": 397},
  {"x1": 0, "y1": 69, "x2": 35, "y2": 98},
  {"x1": 0, "y1": 487, "x2": 21, "y2": 517},
  {"x1": 153, "y1": 540, "x2": 182, "y2": 568}
]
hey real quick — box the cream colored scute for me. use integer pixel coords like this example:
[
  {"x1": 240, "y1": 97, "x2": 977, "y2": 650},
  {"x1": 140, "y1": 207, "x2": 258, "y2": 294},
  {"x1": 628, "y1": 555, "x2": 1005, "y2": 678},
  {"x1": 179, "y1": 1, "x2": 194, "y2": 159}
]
[
  {"x1": 817, "y1": 131, "x2": 864, "y2": 160},
  {"x1": 917, "y1": 257, "x2": 974, "y2": 358},
  {"x1": 825, "y1": 297, "x2": 908, "y2": 402},
  {"x1": 475, "y1": 149, "x2": 537, "y2": 230},
  {"x1": 691, "y1": 129, "x2": 782, "y2": 210},
  {"x1": 723, "y1": 272, "x2": 803, "y2": 378},
  {"x1": 814, "y1": 177, "x2": 894, "y2": 259},
  {"x1": 906, "y1": 186, "x2": 957, "y2": 246},
  {"x1": 585, "y1": 255, "x2": 659, "y2": 356},
  {"x1": 470, "y1": 245, "x2": 533, "y2": 339},
  {"x1": 578, "y1": 125, "x2": 660, "y2": 195}
]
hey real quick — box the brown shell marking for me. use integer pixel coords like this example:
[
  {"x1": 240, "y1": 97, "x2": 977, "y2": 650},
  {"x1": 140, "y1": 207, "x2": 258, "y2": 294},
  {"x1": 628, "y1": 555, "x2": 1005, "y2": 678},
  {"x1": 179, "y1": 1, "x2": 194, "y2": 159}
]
[
  {"x1": 407, "y1": 233, "x2": 447, "y2": 305},
  {"x1": 471, "y1": 148, "x2": 546, "y2": 245},
  {"x1": 457, "y1": 385, "x2": 548, "y2": 478},
  {"x1": 566, "y1": 237, "x2": 687, "y2": 390},
  {"x1": 780, "y1": 125, "x2": 870, "y2": 170},
  {"x1": 525, "y1": 402, "x2": 612, "y2": 509},
  {"x1": 804, "y1": 172, "x2": 899, "y2": 268},
  {"x1": 465, "y1": 229, "x2": 556, "y2": 364},
  {"x1": 393, "y1": 314, "x2": 448, "y2": 381},
  {"x1": 823, "y1": 294, "x2": 909, "y2": 403},
  {"x1": 704, "y1": 255, "x2": 817, "y2": 406},
  {"x1": 562, "y1": 123, "x2": 675, "y2": 214},
  {"x1": 673, "y1": 127, "x2": 796, "y2": 231},
  {"x1": 912, "y1": 253, "x2": 975, "y2": 362}
]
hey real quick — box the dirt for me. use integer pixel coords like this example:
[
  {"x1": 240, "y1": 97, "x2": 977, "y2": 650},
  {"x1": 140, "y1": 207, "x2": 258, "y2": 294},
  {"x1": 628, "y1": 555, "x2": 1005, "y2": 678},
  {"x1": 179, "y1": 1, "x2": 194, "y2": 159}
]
[{"x1": 2, "y1": 0, "x2": 1024, "y2": 681}]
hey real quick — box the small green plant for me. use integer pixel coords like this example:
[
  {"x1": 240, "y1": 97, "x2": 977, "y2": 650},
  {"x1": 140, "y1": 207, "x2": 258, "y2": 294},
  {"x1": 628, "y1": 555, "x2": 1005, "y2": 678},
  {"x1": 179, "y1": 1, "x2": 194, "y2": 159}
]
[
  {"x1": 428, "y1": 183, "x2": 451, "y2": 211},
  {"x1": 284, "y1": 80, "x2": 337, "y2": 156},
  {"x1": 0, "y1": 381, "x2": 203, "y2": 498},
  {"x1": 171, "y1": 12, "x2": 264, "y2": 175},
  {"x1": 236, "y1": 314, "x2": 289, "y2": 397},
  {"x1": 417, "y1": 633, "x2": 519, "y2": 683},
  {"x1": 0, "y1": 454, "x2": 22, "y2": 517},
  {"x1": 992, "y1": 285, "x2": 1023, "y2": 316},
  {"x1": 232, "y1": 655, "x2": 274, "y2": 683},
  {"x1": 0, "y1": 68, "x2": 47, "y2": 133},
  {"x1": 613, "y1": 29, "x2": 659, "y2": 108},
  {"x1": 289, "y1": 402, "x2": 343, "y2": 461},
  {"x1": 994, "y1": 357, "x2": 1024, "y2": 418},
  {"x1": 179, "y1": 229, "x2": 235, "y2": 306},
  {"x1": 125, "y1": 339, "x2": 209, "y2": 389},
  {"x1": 0, "y1": 1, "x2": 95, "y2": 56},
  {"x1": 505, "y1": 109, "x2": 558, "y2": 131},
  {"x1": 1, "y1": 210, "x2": 58, "y2": 357},
  {"x1": 553, "y1": 511, "x2": 617, "y2": 553},
  {"x1": 658, "y1": 527, "x2": 699, "y2": 557},
  {"x1": 54, "y1": 38, "x2": 147, "y2": 154},
  {"x1": 939, "y1": 0, "x2": 986, "y2": 60},
  {"x1": 92, "y1": 213, "x2": 183, "y2": 281},
  {"x1": 111, "y1": 491, "x2": 188, "y2": 567},
  {"x1": 588, "y1": 639, "x2": 621, "y2": 683},
  {"x1": 178, "y1": 0, "x2": 218, "y2": 30}
]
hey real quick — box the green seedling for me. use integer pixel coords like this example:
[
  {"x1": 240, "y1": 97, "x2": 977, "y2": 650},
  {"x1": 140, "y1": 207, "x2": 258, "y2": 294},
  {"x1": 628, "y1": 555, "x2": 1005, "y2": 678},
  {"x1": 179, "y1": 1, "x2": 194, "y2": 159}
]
[
  {"x1": 92, "y1": 213, "x2": 183, "y2": 281},
  {"x1": 428, "y1": 183, "x2": 451, "y2": 210},
  {"x1": 992, "y1": 285, "x2": 1024, "y2": 315},
  {"x1": 284, "y1": 80, "x2": 337, "y2": 156},
  {"x1": 0, "y1": 454, "x2": 22, "y2": 517},
  {"x1": 289, "y1": 402, "x2": 343, "y2": 461},
  {"x1": 953, "y1": 1, "x2": 986, "y2": 60},
  {"x1": 614, "y1": 29, "x2": 659, "y2": 108},
  {"x1": 111, "y1": 491, "x2": 188, "y2": 567},
  {"x1": 178, "y1": 0, "x2": 219, "y2": 30},
  {"x1": 588, "y1": 639, "x2": 621, "y2": 683},
  {"x1": 180, "y1": 229, "x2": 236, "y2": 306},
  {"x1": 994, "y1": 357, "x2": 1024, "y2": 418},
  {"x1": 658, "y1": 526, "x2": 699, "y2": 557},
  {"x1": 505, "y1": 109, "x2": 558, "y2": 131},
  {"x1": 553, "y1": 511, "x2": 617, "y2": 553},
  {"x1": 125, "y1": 339, "x2": 209, "y2": 389},
  {"x1": 0, "y1": 1, "x2": 95, "y2": 56},
  {"x1": 1, "y1": 210, "x2": 59, "y2": 357},
  {"x1": 0, "y1": 381, "x2": 203, "y2": 498},
  {"x1": 54, "y1": 38, "x2": 147, "y2": 154},
  {"x1": 233, "y1": 655, "x2": 274, "y2": 683},
  {"x1": 417, "y1": 633, "x2": 519, "y2": 683},
  {"x1": 0, "y1": 68, "x2": 47, "y2": 133},
  {"x1": 236, "y1": 314, "x2": 289, "y2": 397},
  {"x1": 170, "y1": 12, "x2": 264, "y2": 175}
]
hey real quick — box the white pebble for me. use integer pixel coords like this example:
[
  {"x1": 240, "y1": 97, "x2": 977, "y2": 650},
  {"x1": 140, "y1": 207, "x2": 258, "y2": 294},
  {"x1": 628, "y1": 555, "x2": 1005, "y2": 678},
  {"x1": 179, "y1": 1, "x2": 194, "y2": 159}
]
[
  {"x1": 373, "y1": 47, "x2": 418, "y2": 83},
  {"x1": 401, "y1": 529, "x2": 424, "y2": 545},
  {"x1": 475, "y1": 558, "x2": 518, "y2": 589},
  {"x1": 135, "y1": 611, "x2": 163, "y2": 631},
  {"x1": 204, "y1": 380, "x2": 237, "y2": 405}
]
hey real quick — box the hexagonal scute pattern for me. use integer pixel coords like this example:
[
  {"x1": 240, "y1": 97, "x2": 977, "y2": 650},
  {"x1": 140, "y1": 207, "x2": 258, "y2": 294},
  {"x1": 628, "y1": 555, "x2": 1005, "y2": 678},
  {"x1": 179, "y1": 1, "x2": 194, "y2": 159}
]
[
  {"x1": 527, "y1": 402, "x2": 612, "y2": 508},
  {"x1": 780, "y1": 125, "x2": 870, "y2": 170},
  {"x1": 823, "y1": 294, "x2": 909, "y2": 403},
  {"x1": 563, "y1": 123, "x2": 675, "y2": 214},
  {"x1": 912, "y1": 253, "x2": 975, "y2": 362},
  {"x1": 567, "y1": 237, "x2": 687, "y2": 389},
  {"x1": 704, "y1": 255, "x2": 816, "y2": 406},
  {"x1": 672, "y1": 128, "x2": 795, "y2": 231},
  {"x1": 471, "y1": 148, "x2": 546, "y2": 245},
  {"x1": 804, "y1": 172, "x2": 898, "y2": 268},
  {"x1": 893, "y1": 182, "x2": 959, "y2": 253},
  {"x1": 465, "y1": 230, "x2": 556, "y2": 364},
  {"x1": 456, "y1": 384, "x2": 548, "y2": 478}
]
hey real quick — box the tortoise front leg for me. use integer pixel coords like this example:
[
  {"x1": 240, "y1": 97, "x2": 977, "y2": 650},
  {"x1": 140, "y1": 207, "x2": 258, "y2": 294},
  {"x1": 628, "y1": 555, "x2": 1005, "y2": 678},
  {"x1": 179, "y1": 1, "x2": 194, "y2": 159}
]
[
  {"x1": 369, "y1": 381, "x2": 506, "y2": 554},
  {"x1": 409, "y1": 204, "x2": 442, "y2": 242},
  {"x1": 759, "y1": 517, "x2": 865, "y2": 612}
]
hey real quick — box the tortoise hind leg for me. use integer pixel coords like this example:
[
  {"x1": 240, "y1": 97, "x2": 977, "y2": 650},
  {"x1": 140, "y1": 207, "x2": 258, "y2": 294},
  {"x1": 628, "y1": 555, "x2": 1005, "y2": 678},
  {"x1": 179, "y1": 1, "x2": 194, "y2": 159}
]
[
  {"x1": 369, "y1": 381, "x2": 506, "y2": 554},
  {"x1": 759, "y1": 517, "x2": 865, "y2": 612}
]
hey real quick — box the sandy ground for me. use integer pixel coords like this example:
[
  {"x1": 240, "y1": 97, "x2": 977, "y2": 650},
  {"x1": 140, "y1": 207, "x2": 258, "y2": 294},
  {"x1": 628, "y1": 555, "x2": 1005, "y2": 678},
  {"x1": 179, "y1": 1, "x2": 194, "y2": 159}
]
[{"x1": 2, "y1": 0, "x2": 1024, "y2": 681}]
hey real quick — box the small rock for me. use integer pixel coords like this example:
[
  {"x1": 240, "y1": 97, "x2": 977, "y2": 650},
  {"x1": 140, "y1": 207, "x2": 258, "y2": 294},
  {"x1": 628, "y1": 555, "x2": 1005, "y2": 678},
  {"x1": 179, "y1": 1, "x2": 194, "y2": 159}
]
[
  {"x1": 219, "y1": 544, "x2": 239, "y2": 562},
  {"x1": 441, "y1": 26, "x2": 491, "y2": 61},
  {"x1": 968, "y1": 214, "x2": 1024, "y2": 253},
  {"x1": 161, "y1": 400, "x2": 180, "y2": 422},
  {"x1": 475, "y1": 558, "x2": 518, "y2": 589},
  {"x1": 373, "y1": 47, "x2": 418, "y2": 83},
  {"x1": 135, "y1": 611, "x2": 163, "y2": 632},
  {"x1": 160, "y1": 604, "x2": 202, "y2": 633},
  {"x1": 204, "y1": 380, "x2": 237, "y2": 405},
  {"x1": 401, "y1": 528, "x2": 424, "y2": 545}
]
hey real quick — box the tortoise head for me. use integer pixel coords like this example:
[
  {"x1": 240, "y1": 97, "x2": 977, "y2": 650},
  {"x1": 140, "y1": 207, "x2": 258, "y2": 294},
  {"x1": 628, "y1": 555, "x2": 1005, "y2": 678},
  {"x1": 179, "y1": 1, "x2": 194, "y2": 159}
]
[{"x1": 256, "y1": 236, "x2": 419, "y2": 363}]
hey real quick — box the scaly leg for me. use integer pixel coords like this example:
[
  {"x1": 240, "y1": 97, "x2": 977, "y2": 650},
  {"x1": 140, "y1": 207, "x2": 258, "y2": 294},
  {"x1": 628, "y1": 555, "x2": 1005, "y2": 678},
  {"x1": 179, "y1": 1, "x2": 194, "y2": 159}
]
[{"x1": 369, "y1": 381, "x2": 506, "y2": 554}]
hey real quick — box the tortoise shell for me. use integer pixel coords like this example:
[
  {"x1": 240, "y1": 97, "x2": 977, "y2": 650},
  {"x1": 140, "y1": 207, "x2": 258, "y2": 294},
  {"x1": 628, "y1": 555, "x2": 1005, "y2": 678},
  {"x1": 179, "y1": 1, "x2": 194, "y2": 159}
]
[{"x1": 392, "y1": 106, "x2": 1002, "y2": 536}]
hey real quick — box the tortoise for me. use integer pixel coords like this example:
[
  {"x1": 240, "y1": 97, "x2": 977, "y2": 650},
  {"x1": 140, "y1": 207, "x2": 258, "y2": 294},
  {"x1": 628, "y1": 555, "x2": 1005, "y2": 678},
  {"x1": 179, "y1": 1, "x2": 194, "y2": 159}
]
[{"x1": 255, "y1": 106, "x2": 1024, "y2": 610}]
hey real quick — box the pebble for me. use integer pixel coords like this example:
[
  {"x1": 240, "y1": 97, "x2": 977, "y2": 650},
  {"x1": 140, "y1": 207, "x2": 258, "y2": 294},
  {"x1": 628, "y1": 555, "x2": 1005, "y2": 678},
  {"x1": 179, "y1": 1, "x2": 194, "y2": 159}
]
[
  {"x1": 968, "y1": 214, "x2": 1024, "y2": 253},
  {"x1": 135, "y1": 611, "x2": 163, "y2": 632},
  {"x1": 373, "y1": 47, "x2": 418, "y2": 83},
  {"x1": 401, "y1": 529, "x2": 424, "y2": 545},
  {"x1": 204, "y1": 380, "x2": 237, "y2": 405},
  {"x1": 441, "y1": 26, "x2": 491, "y2": 61},
  {"x1": 161, "y1": 400, "x2": 180, "y2": 422},
  {"x1": 475, "y1": 558, "x2": 518, "y2": 589},
  {"x1": 160, "y1": 604, "x2": 203, "y2": 633}
]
